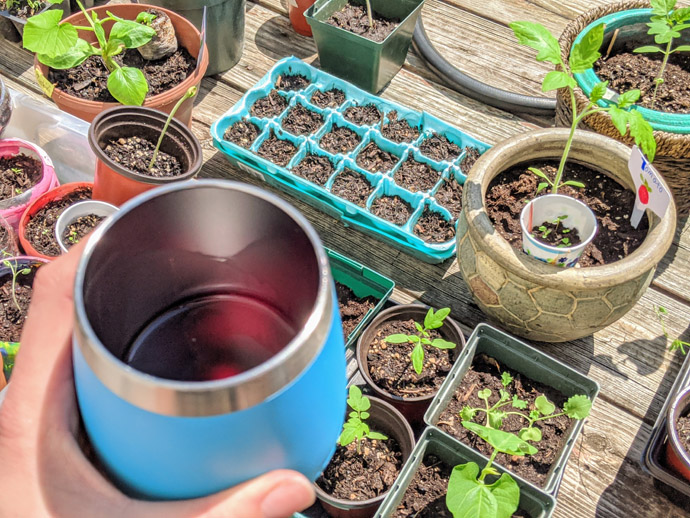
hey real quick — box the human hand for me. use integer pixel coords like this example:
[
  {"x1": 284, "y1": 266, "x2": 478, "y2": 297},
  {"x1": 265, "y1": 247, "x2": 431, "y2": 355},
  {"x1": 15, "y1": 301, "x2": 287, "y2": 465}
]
[{"x1": 0, "y1": 240, "x2": 316, "y2": 518}]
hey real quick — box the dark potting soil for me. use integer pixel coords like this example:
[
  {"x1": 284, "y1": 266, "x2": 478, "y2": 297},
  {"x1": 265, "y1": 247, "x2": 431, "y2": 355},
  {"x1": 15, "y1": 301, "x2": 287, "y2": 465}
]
[
  {"x1": 677, "y1": 415, "x2": 690, "y2": 457},
  {"x1": 223, "y1": 120, "x2": 260, "y2": 149},
  {"x1": 24, "y1": 187, "x2": 92, "y2": 257},
  {"x1": 595, "y1": 47, "x2": 690, "y2": 113},
  {"x1": 327, "y1": 2, "x2": 400, "y2": 43},
  {"x1": 316, "y1": 435, "x2": 403, "y2": 501},
  {"x1": 256, "y1": 131, "x2": 298, "y2": 167},
  {"x1": 319, "y1": 125, "x2": 361, "y2": 155},
  {"x1": 250, "y1": 90, "x2": 288, "y2": 118},
  {"x1": 344, "y1": 104, "x2": 382, "y2": 126},
  {"x1": 0, "y1": 0, "x2": 45, "y2": 18},
  {"x1": 49, "y1": 48, "x2": 196, "y2": 102},
  {"x1": 394, "y1": 157, "x2": 439, "y2": 193},
  {"x1": 0, "y1": 225, "x2": 13, "y2": 254},
  {"x1": 486, "y1": 160, "x2": 649, "y2": 267},
  {"x1": 356, "y1": 142, "x2": 397, "y2": 173},
  {"x1": 459, "y1": 147, "x2": 481, "y2": 174},
  {"x1": 291, "y1": 154, "x2": 334, "y2": 186},
  {"x1": 281, "y1": 104, "x2": 324, "y2": 136},
  {"x1": 0, "y1": 263, "x2": 40, "y2": 343},
  {"x1": 103, "y1": 136, "x2": 182, "y2": 178},
  {"x1": 435, "y1": 353, "x2": 572, "y2": 488},
  {"x1": 435, "y1": 178, "x2": 463, "y2": 219},
  {"x1": 330, "y1": 169, "x2": 374, "y2": 208},
  {"x1": 370, "y1": 195, "x2": 413, "y2": 227},
  {"x1": 310, "y1": 88, "x2": 346, "y2": 109},
  {"x1": 335, "y1": 281, "x2": 376, "y2": 340},
  {"x1": 275, "y1": 73, "x2": 310, "y2": 92},
  {"x1": 367, "y1": 318, "x2": 455, "y2": 398},
  {"x1": 414, "y1": 208, "x2": 455, "y2": 243},
  {"x1": 62, "y1": 214, "x2": 105, "y2": 250},
  {"x1": 382, "y1": 111, "x2": 420, "y2": 144},
  {"x1": 0, "y1": 154, "x2": 42, "y2": 202},
  {"x1": 419, "y1": 134, "x2": 462, "y2": 162},
  {"x1": 531, "y1": 218, "x2": 582, "y2": 247}
]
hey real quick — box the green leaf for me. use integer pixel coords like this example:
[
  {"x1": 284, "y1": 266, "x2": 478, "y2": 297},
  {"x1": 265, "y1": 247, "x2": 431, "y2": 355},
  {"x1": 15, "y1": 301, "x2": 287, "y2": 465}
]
[
  {"x1": 367, "y1": 430, "x2": 388, "y2": 441},
  {"x1": 109, "y1": 19, "x2": 156, "y2": 49},
  {"x1": 672, "y1": 45, "x2": 690, "y2": 52},
  {"x1": 415, "y1": 321, "x2": 424, "y2": 333},
  {"x1": 460, "y1": 406, "x2": 477, "y2": 421},
  {"x1": 510, "y1": 21, "x2": 562, "y2": 65},
  {"x1": 411, "y1": 335, "x2": 422, "y2": 344},
  {"x1": 650, "y1": 0, "x2": 675, "y2": 16},
  {"x1": 561, "y1": 180, "x2": 586, "y2": 189},
  {"x1": 536, "y1": 182, "x2": 549, "y2": 194},
  {"x1": 608, "y1": 106, "x2": 630, "y2": 135},
  {"x1": 36, "y1": 37, "x2": 96, "y2": 69},
  {"x1": 628, "y1": 109, "x2": 657, "y2": 162},
  {"x1": 569, "y1": 23, "x2": 604, "y2": 73},
  {"x1": 136, "y1": 11, "x2": 157, "y2": 25},
  {"x1": 423, "y1": 307, "x2": 434, "y2": 329},
  {"x1": 512, "y1": 395, "x2": 528, "y2": 410},
  {"x1": 23, "y1": 10, "x2": 78, "y2": 57},
  {"x1": 590, "y1": 81, "x2": 609, "y2": 103},
  {"x1": 535, "y1": 395, "x2": 555, "y2": 415},
  {"x1": 107, "y1": 66, "x2": 148, "y2": 106},
  {"x1": 489, "y1": 411, "x2": 506, "y2": 429},
  {"x1": 673, "y1": 7, "x2": 690, "y2": 22},
  {"x1": 519, "y1": 426, "x2": 543, "y2": 442},
  {"x1": 446, "y1": 463, "x2": 520, "y2": 518},
  {"x1": 528, "y1": 166, "x2": 550, "y2": 180},
  {"x1": 617, "y1": 89, "x2": 641, "y2": 109},
  {"x1": 384, "y1": 333, "x2": 410, "y2": 344},
  {"x1": 339, "y1": 426, "x2": 357, "y2": 446},
  {"x1": 433, "y1": 307, "x2": 451, "y2": 324},
  {"x1": 462, "y1": 421, "x2": 538, "y2": 456},
  {"x1": 498, "y1": 389, "x2": 510, "y2": 402},
  {"x1": 411, "y1": 343, "x2": 424, "y2": 374},
  {"x1": 478, "y1": 389, "x2": 492, "y2": 400},
  {"x1": 529, "y1": 410, "x2": 540, "y2": 421},
  {"x1": 501, "y1": 371, "x2": 513, "y2": 387},
  {"x1": 634, "y1": 45, "x2": 664, "y2": 53},
  {"x1": 563, "y1": 394, "x2": 592, "y2": 419},
  {"x1": 431, "y1": 338, "x2": 457, "y2": 349},
  {"x1": 360, "y1": 411, "x2": 369, "y2": 420},
  {"x1": 541, "y1": 70, "x2": 576, "y2": 92}
]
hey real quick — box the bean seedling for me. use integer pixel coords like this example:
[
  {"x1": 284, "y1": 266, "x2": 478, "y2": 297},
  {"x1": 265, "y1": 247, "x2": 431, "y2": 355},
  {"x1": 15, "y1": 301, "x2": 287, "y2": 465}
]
[
  {"x1": 655, "y1": 305, "x2": 689, "y2": 355},
  {"x1": 1, "y1": 254, "x2": 32, "y2": 312},
  {"x1": 148, "y1": 86, "x2": 197, "y2": 171},
  {"x1": 338, "y1": 385, "x2": 387, "y2": 454}
]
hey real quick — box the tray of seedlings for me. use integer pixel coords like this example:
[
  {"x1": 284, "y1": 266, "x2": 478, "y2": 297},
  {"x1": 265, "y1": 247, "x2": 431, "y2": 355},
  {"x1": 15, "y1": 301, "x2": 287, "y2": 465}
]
[{"x1": 211, "y1": 56, "x2": 490, "y2": 263}]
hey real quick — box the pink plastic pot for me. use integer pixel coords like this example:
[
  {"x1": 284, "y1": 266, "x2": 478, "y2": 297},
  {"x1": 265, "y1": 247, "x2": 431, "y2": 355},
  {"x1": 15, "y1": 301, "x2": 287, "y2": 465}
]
[{"x1": 0, "y1": 139, "x2": 59, "y2": 231}]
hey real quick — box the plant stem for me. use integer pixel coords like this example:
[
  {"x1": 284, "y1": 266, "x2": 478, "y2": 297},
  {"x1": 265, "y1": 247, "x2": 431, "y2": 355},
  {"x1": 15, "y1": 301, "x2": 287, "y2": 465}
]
[
  {"x1": 651, "y1": 39, "x2": 673, "y2": 110},
  {"x1": 478, "y1": 449, "x2": 499, "y2": 483},
  {"x1": 148, "y1": 86, "x2": 197, "y2": 171},
  {"x1": 364, "y1": 0, "x2": 373, "y2": 28},
  {"x1": 552, "y1": 87, "x2": 579, "y2": 194}
]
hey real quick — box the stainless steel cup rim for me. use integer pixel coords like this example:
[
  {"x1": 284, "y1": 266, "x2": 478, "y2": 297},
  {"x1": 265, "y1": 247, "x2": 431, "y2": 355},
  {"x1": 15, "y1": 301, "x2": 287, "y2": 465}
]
[{"x1": 73, "y1": 180, "x2": 333, "y2": 417}]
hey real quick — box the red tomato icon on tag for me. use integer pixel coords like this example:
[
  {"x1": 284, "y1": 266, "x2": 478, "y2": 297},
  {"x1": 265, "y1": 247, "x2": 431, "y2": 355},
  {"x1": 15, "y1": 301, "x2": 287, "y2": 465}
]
[{"x1": 639, "y1": 174, "x2": 652, "y2": 205}]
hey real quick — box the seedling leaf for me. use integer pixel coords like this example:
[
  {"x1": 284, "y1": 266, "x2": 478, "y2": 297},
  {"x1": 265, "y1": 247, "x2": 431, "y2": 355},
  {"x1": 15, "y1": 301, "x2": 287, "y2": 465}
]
[
  {"x1": 541, "y1": 70, "x2": 575, "y2": 92},
  {"x1": 446, "y1": 463, "x2": 520, "y2": 518},
  {"x1": 478, "y1": 389, "x2": 492, "y2": 401},
  {"x1": 107, "y1": 66, "x2": 148, "y2": 106},
  {"x1": 534, "y1": 395, "x2": 555, "y2": 415},
  {"x1": 368, "y1": 431, "x2": 388, "y2": 441},
  {"x1": 501, "y1": 372, "x2": 513, "y2": 387},
  {"x1": 512, "y1": 395, "x2": 527, "y2": 409},
  {"x1": 37, "y1": 38, "x2": 96, "y2": 69},
  {"x1": 384, "y1": 334, "x2": 410, "y2": 344},
  {"x1": 510, "y1": 21, "x2": 562, "y2": 65},
  {"x1": 411, "y1": 343, "x2": 424, "y2": 374},
  {"x1": 462, "y1": 421, "x2": 538, "y2": 456},
  {"x1": 519, "y1": 426, "x2": 543, "y2": 442},
  {"x1": 569, "y1": 24, "x2": 604, "y2": 73},
  {"x1": 109, "y1": 19, "x2": 156, "y2": 49},
  {"x1": 563, "y1": 394, "x2": 592, "y2": 419},
  {"x1": 431, "y1": 338, "x2": 457, "y2": 349},
  {"x1": 23, "y1": 10, "x2": 78, "y2": 57},
  {"x1": 590, "y1": 81, "x2": 609, "y2": 103}
]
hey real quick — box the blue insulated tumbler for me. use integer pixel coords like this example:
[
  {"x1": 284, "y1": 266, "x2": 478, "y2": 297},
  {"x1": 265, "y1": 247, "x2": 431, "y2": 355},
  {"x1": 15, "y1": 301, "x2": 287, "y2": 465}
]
[{"x1": 72, "y1": 180, "x2": 347, "y2": 499}]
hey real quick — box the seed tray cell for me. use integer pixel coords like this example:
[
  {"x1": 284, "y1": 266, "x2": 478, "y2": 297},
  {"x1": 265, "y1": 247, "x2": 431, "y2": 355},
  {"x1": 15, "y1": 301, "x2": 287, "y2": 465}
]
[{"x1": 211, "y1": 56, "x2": 490, "y2": 263}]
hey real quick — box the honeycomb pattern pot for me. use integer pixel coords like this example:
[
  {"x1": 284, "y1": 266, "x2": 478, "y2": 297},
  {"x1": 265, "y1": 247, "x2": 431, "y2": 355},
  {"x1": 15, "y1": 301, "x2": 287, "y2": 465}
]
[{"x1": 457, "y1": 128, "x2": 676, "y2": 342}]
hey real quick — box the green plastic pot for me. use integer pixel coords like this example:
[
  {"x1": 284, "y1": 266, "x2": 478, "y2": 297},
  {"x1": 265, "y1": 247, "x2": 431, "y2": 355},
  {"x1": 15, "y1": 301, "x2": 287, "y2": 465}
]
[
  {"x1": 305, "y1": 0, "x2": 425, "y2": 93},
  {"x1": 424, "y1": 323, "x2": 600, "y2": 494},
  {"x1": 374, "y1": 427, "x2": 556, "y2": 518}
]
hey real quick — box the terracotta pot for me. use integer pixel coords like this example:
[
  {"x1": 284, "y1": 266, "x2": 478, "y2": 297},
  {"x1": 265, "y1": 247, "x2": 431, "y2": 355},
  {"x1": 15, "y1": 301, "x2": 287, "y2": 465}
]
[
  {"x1": 356, "y1": 305, "x2": 465, "y2": 424},
  {"x1": 666, "y1": 385, "x2": 690, "y2": 483},
  {"x1": 33, "y1": 3, "x2": 209, "y2": 126},
  {"x1": 290, "y1": 0, "x2": 316, "y2": 36},
  {"x1": 457, "y1": 128, "x2": 676, "y2": 343},
  {"x1": 19, "y1": 183, "x2": 93, "y2": 260},
  {"x1": 315, "y1": 394, "x2": 415, "y2": 518},
  {"x1": 88, "y1": 106, "x2": 202, "y2": 206}
]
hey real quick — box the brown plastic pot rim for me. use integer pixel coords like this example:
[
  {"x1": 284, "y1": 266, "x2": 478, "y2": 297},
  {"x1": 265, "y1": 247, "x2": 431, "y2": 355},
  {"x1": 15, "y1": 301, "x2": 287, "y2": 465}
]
[
  {"x1": 463, "y1": 127, "x2": 676, "y2": 290},
  {"x1": 667, "y1": 385, "x2": 690, "y2": 470},
  {"x1": 88, "y1": 105, "x2": 202, "y2": 184}
]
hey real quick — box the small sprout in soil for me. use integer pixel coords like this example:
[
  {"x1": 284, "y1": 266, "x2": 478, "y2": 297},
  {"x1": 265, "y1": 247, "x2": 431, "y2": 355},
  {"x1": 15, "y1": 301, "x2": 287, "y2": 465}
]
[
  {"x1": 537, "y1": 225, "x2": 551, "y2": 239},
  {"x1": 559, "y1": 237, "x2": 571, "y2": 247},
  {"x1": 14, "y1": 188, "x2": 22, "y2": 195},
  {"x1": 148, "y1": 86, "x2": 197, "y2": 171},
  {"x1": 364, "y1": 0, "x2": 374, "y2": 28},
  {"x1": 633, "y1": 0, "x2": 690, "y2": 109},
  {"x1": 10, "y1": 167, "x2": 22, "y2": 175},
  {"x1": 67, "y1": 229, "x2": 78, "y2": 243},
  {"x1": 383, "y1": 307, "x2": 457, "y2": 375},
  {"x1": 655, "y1": 304, "x2": 689, "y2": 355},
  {"x1": 338, "y1": 385, "x2": 388, "y2": 454},
  {"x1": 1, "y1": 254, "x2": 31, "y2": 312}
]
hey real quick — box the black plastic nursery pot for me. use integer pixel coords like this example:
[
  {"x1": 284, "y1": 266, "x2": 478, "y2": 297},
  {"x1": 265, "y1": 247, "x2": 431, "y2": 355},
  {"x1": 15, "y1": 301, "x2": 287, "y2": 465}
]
[
  {"x1": 306, "y1": 0, "x2": 425, "y2": 93},
  {"x1": 424, "y1": 323, "x2": 600, "y2": 495},
  {"x1": 374, "y1": 427, "x2": 556, "y2": 517}
]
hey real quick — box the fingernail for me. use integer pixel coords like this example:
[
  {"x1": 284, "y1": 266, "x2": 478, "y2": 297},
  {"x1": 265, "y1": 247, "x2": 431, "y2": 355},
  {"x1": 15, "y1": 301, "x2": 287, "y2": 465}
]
[{"x1": 260, "y1": 476, "x2": 316, "y2": 518}]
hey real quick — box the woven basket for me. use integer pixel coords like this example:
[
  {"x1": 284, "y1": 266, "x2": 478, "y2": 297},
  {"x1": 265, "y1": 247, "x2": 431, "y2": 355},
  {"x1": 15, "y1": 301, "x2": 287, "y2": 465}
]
[{"x1": 556, "y1": 0, "x2": 690, "y2": 216}]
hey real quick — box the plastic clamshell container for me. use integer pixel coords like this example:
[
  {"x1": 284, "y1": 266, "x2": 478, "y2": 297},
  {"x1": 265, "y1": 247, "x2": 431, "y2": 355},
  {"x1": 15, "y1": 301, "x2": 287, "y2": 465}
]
[
  {"x1": 424, "y1": 323, "x2": 600, "y2": 495},
  {"x1": 374, "y1": 427, "x2": 556, "y2": 518},
  {"x1": 211, "y1": 56, "x2": 490, "y2": 263},
  {"x1": 326, "y1": 247, "x2": 394, "y2": 348}
]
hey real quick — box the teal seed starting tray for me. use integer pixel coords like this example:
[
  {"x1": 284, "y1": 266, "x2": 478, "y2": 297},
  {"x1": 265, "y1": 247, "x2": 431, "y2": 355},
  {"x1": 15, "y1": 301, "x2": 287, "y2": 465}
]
[{"x1": 211, "y1": 57, "x2": 490, "y2": 263}]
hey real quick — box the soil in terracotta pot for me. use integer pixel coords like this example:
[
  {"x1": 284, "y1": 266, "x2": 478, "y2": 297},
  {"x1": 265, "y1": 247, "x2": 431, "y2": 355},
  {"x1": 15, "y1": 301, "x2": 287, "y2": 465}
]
[
  {"x1": 61, "y1": 214, "x2": 105, "y2": 250},
  {"x1": 595, "y1": 44, "x2": 690, "y2": 113},
  {"x1": 370, "y1": 195, "x2": 413, "y2": 226},
  {"x1": 394, "y1": 157, "x2": 439, "y2": 193},
  {"x1": 281, "y1": 104, "x2": 324, "y2": 136},
  {"x1": 459, "y1": 146, "x2": 481, "y2": 174},
  {"x1": 0, "y1": 0, "x2": 46, "y2": 18},
  {"x1": 223, "y1": 120, "x2": 260, "y2": 149},
  {"x1": 319, "y1": 125, "x2": 361, "y2": 155},
  {"x1": 291, "y1": 154, "x2": 334, "y2": 186},
  {"x1": 344, "y1": 104, "x2": 382, "y2": 126},
  {"x1": 0, "y1": 154, "x2": 42, "y2": 202},
  {"x1": 103, "y1": 136, "x2": 182, "y2": 178},
  {"x1": 435, "y1": 178, "x2": 463, "y2": 219},
  {"x1": 382, "y1": 111, "x2": 420, "y2": 144},
  {"x1": 676, "y1": 414, "x2": 690, "y2": 455},
  {"x1": 316, "y1": 435, "x2": 403, "y2": 501},
  {"x1": 367, "y1": 318, "x2": 455, "y2": 398},
  {"x1": 486, "y1": 160, "x2": 649, "y2": 267},
  {"x1": 275, "y1": 73, "x2": 310, "y2": 92},
  {"x1": 356, "y1": 142, "x2": 397, "y2": 173},
  {"x1": 311, "y1": 88, "x2": 346, "y2": 109},
  {"x1": 256, "y1": 131, "x2": 298, "y2": 167},
  {"x1": 414, "y1": 208, "x2": 455, "y2": 243},
  {"x1": 531, "y1": 217, "x2": 582, "y2": 247},
  {"x1": 250, "y1": 90, "x2": 288, "y2": 118},
  {"x1": 24, "y1": 186, "x2": 92, "y2": 257},
  {"x1": 435, "y1": 353, "x2": 572, "y2": 488},
  {"x1": 0, "y1": 262, "x2": 40, "y2": 343},
  {"x1": 49, "y1": 49, "x2": 196, "y2": 102},
  {"x1": 336, "y1": 281, "x2": 377, "y2": 340},
  {"x1": 327, "y1": 1, "x2": 400, "y2": 43},
  {"x1": 330, "y1": 169, "x2": 374, "y2": 208},
  {"x1": 419, "y1": 134, "x2": 462, "y2": 162}
]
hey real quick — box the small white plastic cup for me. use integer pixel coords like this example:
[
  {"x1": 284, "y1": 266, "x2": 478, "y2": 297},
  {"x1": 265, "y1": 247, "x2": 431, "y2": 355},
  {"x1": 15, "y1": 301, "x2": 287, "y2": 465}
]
[
  {"x1": 55, "y1": 200, "x2": 118, "y2": 254},
  {"x1": 520, "y1": 193, "x2": 597, "y2": 268}
]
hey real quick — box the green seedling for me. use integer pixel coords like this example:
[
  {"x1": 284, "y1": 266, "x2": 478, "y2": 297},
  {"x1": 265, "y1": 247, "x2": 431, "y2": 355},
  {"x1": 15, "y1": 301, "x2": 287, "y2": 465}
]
[
  {"x1": 10, "y1": 167, "x2": 21, "y2": 174},
  {"x1": 560, "y1": 237, "x2": 571, "y2": 246},
  {"x1": 3, "y1": 0, "x2": 59, "y2": 14},
  {"x1": 14, "y1": 188, "x2": 22, "y2": 195},
  {"x1": 510, "y1": 21, "x2": 657, "y2": 195},
  {"x1": 383, "y1": 307, "x2": 457, "y2": 375},
  {"x1": 1, "y1": 255, "x2": 32, "y2": 312},
  {"x1": 23, "y1": 0, "x2": 157, "y2": 106},
  {"x1": 148, "y1": 86, "x2": 197, "y2": 171},
  {"x1": 338, "y1": 385, "x2": 387, "y2": 454},
  {"x1": 67, "y1": 229, "x2": 78, "y2": 243},
  {"x1": 537, "y1": 225, "x2": 551, "y2": 238},
  {"x1": 364, "y1": 0, "x2": 373, "y2": 28},
  {"x1": 655, "y1": 305, "x2": 689, "y2": 355},
  {"x1": 633, "y1": 0, "x2": 690, "y2": 109}
]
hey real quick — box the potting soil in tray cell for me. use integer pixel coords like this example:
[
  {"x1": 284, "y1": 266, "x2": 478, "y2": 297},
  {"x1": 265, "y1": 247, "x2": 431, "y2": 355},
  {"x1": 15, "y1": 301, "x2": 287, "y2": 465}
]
[{"x1": 211, "y1": 56, "x2": 491, "y2": 263}]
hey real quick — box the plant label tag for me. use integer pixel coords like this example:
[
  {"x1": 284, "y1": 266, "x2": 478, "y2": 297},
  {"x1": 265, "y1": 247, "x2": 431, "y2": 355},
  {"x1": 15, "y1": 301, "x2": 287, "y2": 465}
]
[
  {"x1": 195, "y1": 7, "x2": 207, "y2": 75},
  {"x1": 603, "y1": 88, "x2": 620, "y2": 104},
  {"x1": 628, "y1": 146, "x2": 671, "y2": 228}
]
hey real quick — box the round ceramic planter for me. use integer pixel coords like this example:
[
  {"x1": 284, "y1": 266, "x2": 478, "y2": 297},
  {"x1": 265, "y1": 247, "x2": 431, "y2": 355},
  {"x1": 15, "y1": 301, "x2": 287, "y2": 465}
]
[
  {"x1": 88, "y1": 106, "x2": 203, "y2": 206},
  {"x1": 457, "y1": 128, "x2": 676, "y2": 343},
  {"x1": 356, "y1": 304, "x2": 465, "y2": 424},
  {"x1": 55, "y1": 200, "x2": 118, "y2": 253},
  {"x1": 33, "y1": 3, "x2": 209, "y2": 126},
  {"x1": 666, "y1": 385, "x2": 690, "y2": 483},
  {"x1": 315, "y1": 395, "x2": 415, "y2": 518}
]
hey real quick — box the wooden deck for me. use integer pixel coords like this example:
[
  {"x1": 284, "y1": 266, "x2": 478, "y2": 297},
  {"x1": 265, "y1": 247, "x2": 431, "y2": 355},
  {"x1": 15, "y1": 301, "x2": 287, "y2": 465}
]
[{"x1": 2, "y1": 0, "x2": 690, "y2": 516}]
